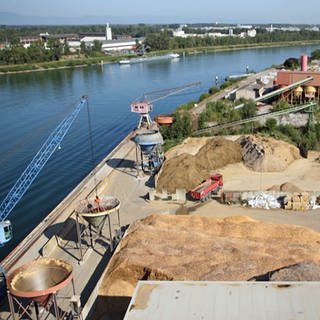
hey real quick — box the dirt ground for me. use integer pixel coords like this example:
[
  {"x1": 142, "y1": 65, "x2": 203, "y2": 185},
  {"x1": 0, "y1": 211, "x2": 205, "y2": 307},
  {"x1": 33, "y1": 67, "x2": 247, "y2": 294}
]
[
  {"x1": 157, "y1": 135, "x2": 320, "y2": 193},
  {"x1": 219, "y1": 150, "x2": 320, "y2": 192},
  {"x1": 93, "y1": 136, "x2": 320, "y2": 320}
]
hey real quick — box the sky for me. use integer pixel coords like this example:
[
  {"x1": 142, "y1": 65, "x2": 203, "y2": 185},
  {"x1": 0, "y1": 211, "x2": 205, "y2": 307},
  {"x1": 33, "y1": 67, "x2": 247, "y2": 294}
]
[{"x1": 0, "y1": 0, "x2": 320, "y2": 24}]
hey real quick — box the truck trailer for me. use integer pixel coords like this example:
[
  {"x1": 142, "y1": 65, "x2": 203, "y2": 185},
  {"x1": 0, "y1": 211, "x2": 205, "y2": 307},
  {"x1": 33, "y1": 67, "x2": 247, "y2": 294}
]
[{"x1": 190, "y1": 174, "x2": 223, "y2": 201}]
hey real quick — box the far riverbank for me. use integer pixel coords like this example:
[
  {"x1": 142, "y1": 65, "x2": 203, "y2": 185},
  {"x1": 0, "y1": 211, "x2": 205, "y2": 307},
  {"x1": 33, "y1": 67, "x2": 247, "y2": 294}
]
[{"x1": 1, "y1": 40, "x2": 320, "y2": 75}]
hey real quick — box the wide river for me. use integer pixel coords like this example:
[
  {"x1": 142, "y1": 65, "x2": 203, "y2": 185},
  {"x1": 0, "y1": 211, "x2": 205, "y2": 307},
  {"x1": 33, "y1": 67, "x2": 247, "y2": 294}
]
[{"x1": 0, "y1": 44, "x2": 319, "y2": 260}]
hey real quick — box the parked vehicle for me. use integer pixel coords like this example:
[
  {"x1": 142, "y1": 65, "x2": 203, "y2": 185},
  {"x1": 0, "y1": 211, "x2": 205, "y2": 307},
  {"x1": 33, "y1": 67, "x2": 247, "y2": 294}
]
[
  {"x1": 0, "y1": 267, "x2": 6, "y2": 303},
  {"x1": 190, "y1": 174, "x2": 223, "y2": 201}
]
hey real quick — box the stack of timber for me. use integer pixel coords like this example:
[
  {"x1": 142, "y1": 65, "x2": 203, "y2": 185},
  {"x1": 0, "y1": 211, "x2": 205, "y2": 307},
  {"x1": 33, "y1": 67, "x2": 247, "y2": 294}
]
[{"x1": 284, "y1": 192, "x2": 309, "y2": 211}]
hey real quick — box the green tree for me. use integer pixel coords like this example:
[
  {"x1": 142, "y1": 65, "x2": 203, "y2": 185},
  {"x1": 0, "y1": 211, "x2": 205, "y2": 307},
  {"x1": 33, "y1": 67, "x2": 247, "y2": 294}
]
[
  {"x1": 239, "y1": 100, "x2": 256, "y2": 119},
  {"x1": 63, "y1": 39, "x2": 70, "y2": 55},
  {"x1": 265, "y1": 118, "x2": 277, "y2": 132},
  {"x1": 273, "y1": 98, "x2": 289, "y2": 111},
  {"x1": 92, "y1": 40, "x2": 102, "y2": 52},
  {"x1": 27, "y1": 40, "x2": 48, "y2": 62},
  {"x1": 311, "y1": 49, "x2": 320, "y2": 60},
  {"x1": 283, "y1": 57, "x2": 299, "y2": 70},
  {"x1": 80, "y1": 41, "x2": 87, "y2": 54},
  {"x1": 47, "y1": 38, "x2": 63, "y2": 61}
]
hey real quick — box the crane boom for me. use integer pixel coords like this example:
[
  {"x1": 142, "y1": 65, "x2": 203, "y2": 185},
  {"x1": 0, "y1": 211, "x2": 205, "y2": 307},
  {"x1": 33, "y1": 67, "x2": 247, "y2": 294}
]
[
  {"x1": 140, "y1": 81, "x2": 201, "y2": 104},
  {"x1": 131, "y1": 82, "x2": 201, "y2": 128},
  {"x1": 0, "y1": 96, "x2": 88, "y2": 223}
]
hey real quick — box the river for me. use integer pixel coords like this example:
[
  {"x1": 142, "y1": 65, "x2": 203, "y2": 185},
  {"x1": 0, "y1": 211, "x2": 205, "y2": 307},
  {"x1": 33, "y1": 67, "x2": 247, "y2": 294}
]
[{"x1": 0, "y1": 44, "x2": 319, "y2": 260}]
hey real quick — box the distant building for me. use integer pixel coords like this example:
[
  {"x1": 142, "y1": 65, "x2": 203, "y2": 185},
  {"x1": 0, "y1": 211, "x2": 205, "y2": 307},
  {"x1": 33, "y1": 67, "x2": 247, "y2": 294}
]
[
  {"x1": 247, "y1": 29, "x2": 257, "y2": 37},
  {"x1": 101, "y1": 38, "x2": 144, "y2": 54},
  {"x1": 173, "y1": 25, "x2": 186, "y2": 37},
  {"x1": 276, "y1": 70, "x2": 320, "y2": 103},
  {"x1": 19, "y1": 36, "x2": 41, "y2": 48}
]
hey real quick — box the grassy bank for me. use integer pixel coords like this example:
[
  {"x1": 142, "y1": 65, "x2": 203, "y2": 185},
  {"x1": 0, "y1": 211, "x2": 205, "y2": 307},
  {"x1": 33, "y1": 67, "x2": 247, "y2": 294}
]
[
  {"x1": 1, "y1": 39, "x2": 320, "y2": 74},
  {"x1": 0, "y1": 55, "x2": 126, "y2": 74}
]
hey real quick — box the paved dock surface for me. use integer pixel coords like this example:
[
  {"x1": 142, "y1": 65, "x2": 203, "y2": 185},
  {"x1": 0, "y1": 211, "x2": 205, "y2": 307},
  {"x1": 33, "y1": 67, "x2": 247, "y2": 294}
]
[
  {"x1": 0, "y1": 132, "x2": 179, "y2": 320},
  {"x1": 2, "y1": 68, "x2": 320, "y2": 319}
]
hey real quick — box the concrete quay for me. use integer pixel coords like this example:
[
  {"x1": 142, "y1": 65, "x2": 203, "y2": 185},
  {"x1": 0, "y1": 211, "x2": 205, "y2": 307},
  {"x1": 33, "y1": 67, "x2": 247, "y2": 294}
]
[{"x1": 0, "y1": 130, "x2": 179, "y2": 319}]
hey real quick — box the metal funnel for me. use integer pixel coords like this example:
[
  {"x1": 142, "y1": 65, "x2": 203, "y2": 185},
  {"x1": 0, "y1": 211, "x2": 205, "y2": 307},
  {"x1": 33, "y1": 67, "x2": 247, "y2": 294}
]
[
  {"x1": 7, "y1": 258, "x2": 73, "y2": 306},
  {"x1": 77, "y1": 196, "x2": 120, "y2": 229}
]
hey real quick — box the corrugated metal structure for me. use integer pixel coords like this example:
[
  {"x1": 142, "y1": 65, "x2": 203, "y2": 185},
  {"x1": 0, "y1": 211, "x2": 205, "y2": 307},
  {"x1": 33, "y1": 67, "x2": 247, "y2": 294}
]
[
  {"x1": 124, "y1": 280, "x2": 320, "y2": 320},
  {"x1": 276, "y1": 70, "x2": 320, "y2": 103}
]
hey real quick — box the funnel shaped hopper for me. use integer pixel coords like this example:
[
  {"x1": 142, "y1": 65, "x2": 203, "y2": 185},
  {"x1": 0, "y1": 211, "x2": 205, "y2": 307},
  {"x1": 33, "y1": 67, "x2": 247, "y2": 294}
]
[
  {"x1": 133, "y1": 129, "x2": 163, "y2": 153},
  {"x1": 78, "y1": 197, "x2": 120, "y2": 228},
  {"x1": 7, "y1": 258, "x2": 73, "y2": 306}
]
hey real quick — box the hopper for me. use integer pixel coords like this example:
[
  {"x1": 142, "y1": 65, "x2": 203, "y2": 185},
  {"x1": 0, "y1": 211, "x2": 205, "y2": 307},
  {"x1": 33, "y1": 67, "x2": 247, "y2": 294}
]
[
  {"x1": 7, "y1": 258, "x2": 72, "y2": 306},
  {"x1": 77, "y1": 197, "x2": 120, "y2": 228}
]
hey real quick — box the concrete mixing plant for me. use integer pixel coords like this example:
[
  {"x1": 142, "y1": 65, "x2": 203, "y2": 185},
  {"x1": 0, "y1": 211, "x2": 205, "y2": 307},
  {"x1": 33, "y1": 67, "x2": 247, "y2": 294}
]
[{"x1": 133, "y1": 129, "x2": 164, "y2": 174}]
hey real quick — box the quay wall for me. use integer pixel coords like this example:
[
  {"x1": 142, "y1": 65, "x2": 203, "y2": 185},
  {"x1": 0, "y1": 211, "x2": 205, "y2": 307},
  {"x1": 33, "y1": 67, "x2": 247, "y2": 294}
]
[{"x1": 1, "y1": 130, "x2": 135, "y2": 272}]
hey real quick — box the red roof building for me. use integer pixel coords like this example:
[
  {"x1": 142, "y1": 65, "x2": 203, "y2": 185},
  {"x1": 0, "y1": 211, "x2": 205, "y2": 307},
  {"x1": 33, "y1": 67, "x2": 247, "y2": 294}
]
[{"x1": 276, "y1": 70, "x2": 320, "y2": 103}]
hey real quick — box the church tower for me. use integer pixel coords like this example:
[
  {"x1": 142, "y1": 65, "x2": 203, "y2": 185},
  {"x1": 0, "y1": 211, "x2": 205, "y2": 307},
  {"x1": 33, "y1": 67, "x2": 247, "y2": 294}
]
[{"x1": 106, "y1": 23, "x2": 112, "y2": 40}]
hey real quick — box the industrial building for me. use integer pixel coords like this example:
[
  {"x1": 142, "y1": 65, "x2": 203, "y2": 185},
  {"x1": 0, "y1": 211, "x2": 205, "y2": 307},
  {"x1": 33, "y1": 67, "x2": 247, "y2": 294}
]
[{"x1": 276, "y1": 55, "x2": 320, "y2": 103}]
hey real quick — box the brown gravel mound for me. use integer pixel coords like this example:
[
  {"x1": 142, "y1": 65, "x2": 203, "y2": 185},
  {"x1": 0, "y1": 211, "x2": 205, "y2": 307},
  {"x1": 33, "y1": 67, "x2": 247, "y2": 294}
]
[
  {"x1": 239, "y1": 135, "x2": 301, "y2": 172},
  {"x1": 157, "y1": 137, "x2": 242, "y2": 193},
  {"x1": 270, "y1": 262, "x2": 320, "y2": 281},
  {"x1": 280, "y1": 182, "x2": 302, "y2": 192},
  {"x1": 266, "y1": 182, "x2": 302, "y2": 192},
  {"x1": 96, "y1": 214, "x2": 320, "y2": 317}
]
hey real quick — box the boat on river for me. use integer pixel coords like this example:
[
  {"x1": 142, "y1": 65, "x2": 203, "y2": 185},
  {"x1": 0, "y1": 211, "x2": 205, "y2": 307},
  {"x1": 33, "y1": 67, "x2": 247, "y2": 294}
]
[{"x1": 119, "y1": 53, "x2": 179, "y2": 65}]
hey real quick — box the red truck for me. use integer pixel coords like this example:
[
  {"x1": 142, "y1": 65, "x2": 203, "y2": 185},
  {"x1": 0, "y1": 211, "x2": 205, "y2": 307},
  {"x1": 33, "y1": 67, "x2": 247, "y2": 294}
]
[{"x1": 190, "y1": 174, "x2": 223, "y2": 201}]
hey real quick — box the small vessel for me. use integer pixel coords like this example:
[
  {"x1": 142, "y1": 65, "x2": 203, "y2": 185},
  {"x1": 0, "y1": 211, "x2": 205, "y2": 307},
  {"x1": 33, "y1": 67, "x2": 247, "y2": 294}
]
[
  {"x1": 119, "y1": 59, "x2": 131, "y2": 64},
  {"x1": 154, "y1": 114, "x2": 175, "y2": 125},
  {"x1": 118, "y1": 53, "x2": 180, "y2": 65}
]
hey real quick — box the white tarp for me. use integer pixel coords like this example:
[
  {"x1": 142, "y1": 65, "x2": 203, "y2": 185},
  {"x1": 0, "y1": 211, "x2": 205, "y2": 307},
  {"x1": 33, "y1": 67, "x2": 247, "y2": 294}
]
[
  {"x1": 247, "y1": 193, "x2": 281, "y2": 210},
  {"x1": 309, "y1": 196, "x2": 320, "y2": 210}
]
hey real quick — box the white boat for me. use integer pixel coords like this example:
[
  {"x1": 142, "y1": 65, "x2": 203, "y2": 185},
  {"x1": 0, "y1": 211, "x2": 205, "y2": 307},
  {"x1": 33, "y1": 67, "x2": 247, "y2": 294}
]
[
  {"x1": 118, "y1": 53, "x2": 180, "y2": 65},
  {"x1": 119, "y1": 59, "x2": 131, "y2": 65}
]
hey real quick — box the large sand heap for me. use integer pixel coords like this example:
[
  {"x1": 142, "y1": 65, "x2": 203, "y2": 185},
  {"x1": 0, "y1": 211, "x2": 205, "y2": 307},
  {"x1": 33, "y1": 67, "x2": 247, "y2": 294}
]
[
  {"x1": 156, "y1": 135, "x2": 301, "y2": 193},
  {"x1": 96, "y1": 214, "x2": 320, "y2": 317},
  {"x1": 156, "y1": 137, "x2": 242, "y2": 193},
  {"x1": 238, "y1": 135, "x2": 301, "y2": 172}
]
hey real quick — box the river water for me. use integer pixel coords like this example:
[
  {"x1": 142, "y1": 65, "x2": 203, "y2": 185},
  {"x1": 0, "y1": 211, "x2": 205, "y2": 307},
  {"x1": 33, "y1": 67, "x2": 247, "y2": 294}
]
[{"x1": 0, "y1": 44, "x2": 319, "y2": 259}]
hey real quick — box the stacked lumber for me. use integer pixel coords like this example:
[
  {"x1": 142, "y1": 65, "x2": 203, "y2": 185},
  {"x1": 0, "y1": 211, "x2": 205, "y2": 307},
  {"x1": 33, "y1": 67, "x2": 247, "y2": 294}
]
[{"x1": 284, "y1": 192, "x2": 309, "y2": 211}]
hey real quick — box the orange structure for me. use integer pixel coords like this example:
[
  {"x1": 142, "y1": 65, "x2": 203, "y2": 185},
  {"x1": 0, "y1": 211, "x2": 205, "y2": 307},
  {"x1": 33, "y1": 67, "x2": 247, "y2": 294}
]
[{"x1": 154, "y1": 114, "x2": 175, "y2": 125}]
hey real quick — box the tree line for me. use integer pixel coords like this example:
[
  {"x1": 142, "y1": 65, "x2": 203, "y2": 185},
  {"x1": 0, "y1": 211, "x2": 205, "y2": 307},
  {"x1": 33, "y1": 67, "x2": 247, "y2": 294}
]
[
  {"x1": 1, "y1": 23, "x2": 320, "y2": 65},
  {"x1": 144, "y1": 30, "x2": 320, "y2": 51},
  {"x1": 0, "y1": 38, "x2": 103, "y2": 64}
]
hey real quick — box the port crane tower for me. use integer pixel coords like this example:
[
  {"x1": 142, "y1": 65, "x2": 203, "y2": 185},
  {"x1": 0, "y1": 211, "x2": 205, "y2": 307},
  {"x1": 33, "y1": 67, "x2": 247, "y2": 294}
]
[
  {"x1": 131, "y1": 81, "x2": 201, "y2": 128},
  {"x1": 0, "y1": 96, "x2": 88, "y2": 246}
]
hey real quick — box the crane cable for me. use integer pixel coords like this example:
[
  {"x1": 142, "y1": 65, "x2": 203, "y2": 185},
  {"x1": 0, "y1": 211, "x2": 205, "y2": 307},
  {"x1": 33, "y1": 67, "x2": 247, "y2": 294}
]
[{"x1": 85, "y1": 99, "x2": 99, "y2": 197}]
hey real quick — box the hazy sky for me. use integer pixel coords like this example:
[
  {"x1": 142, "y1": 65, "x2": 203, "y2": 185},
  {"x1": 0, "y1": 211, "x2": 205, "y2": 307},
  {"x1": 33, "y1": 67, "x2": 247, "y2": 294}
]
[{"x1": 1, "y1": 0, "x2": 320, "y2": 24}]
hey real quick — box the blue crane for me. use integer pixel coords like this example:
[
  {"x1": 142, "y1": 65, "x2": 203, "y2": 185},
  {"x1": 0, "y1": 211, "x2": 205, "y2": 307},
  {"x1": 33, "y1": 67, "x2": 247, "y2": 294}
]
[{"x1": 0, "y1": 96, "x2": 88, "y2": 246}]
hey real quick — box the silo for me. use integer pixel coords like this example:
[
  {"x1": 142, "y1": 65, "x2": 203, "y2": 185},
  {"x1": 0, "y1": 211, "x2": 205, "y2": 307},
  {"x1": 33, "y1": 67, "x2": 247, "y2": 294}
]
[{"x1": 301, "y1": 55, "x2": 308, "y2": 72}]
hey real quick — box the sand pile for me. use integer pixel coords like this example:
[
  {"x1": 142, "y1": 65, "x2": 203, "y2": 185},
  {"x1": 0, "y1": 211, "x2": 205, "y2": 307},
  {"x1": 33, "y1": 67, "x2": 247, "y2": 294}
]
[
  {"x1": 96, "y1": 214, "x2": 320, "y2": 316},
  {"x1": 238, "y1": 135, "x2": 301, "y2": 172},
  {"x1": 267, "y1": 182, "x2": 302, "y2": 192},
  {"x1": 164, "y1": 137, "x2": 209, "y2": 160},
  {"x1": 157, "y1": 137, "x2": 242, "y2": 193},
  {"x1": 270, "y1": 262, "x2": 320, "y2": 281}
]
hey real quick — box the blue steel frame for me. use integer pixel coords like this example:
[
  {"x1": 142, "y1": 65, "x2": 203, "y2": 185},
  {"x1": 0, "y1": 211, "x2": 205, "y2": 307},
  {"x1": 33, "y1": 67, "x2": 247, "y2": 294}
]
[{"x1": 0, "y1": 96, "x2": 88, "y2": 222}]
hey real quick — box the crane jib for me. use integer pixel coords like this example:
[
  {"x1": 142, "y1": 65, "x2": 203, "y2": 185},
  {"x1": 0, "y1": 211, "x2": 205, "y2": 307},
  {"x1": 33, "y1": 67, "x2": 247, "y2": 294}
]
[{"x1": 0, "y1": 97, "x2": 88, "y2": 223}]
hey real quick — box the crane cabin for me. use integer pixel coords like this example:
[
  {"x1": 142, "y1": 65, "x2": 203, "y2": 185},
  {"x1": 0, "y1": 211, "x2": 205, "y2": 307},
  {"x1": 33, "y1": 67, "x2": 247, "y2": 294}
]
[{"x1": 0, "y1": 221, "x2": 13, "y2": 246}]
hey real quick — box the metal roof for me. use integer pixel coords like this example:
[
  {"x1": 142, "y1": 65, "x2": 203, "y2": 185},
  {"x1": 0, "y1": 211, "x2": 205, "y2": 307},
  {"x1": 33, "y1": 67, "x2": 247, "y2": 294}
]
[
  {"x1": 124, "y1": 280, "x2": 320, "y2": 320},
  {"x1": 277, "y1": 70, "x2": 320, "y2": 87}
]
